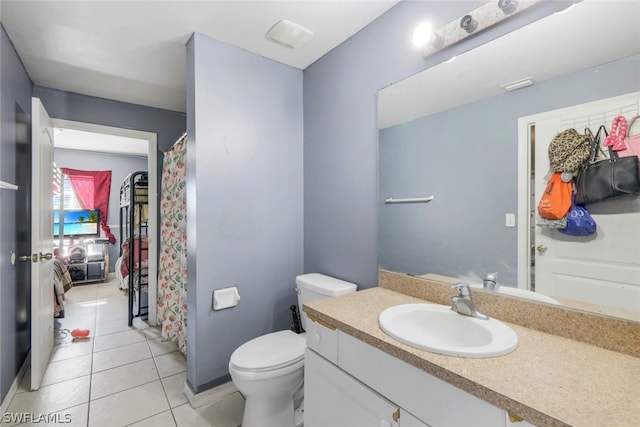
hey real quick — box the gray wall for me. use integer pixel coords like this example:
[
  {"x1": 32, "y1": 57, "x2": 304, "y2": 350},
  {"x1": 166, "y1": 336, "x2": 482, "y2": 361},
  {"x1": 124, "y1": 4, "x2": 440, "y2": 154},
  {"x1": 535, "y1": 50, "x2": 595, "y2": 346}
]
[
  {"x1": 54, "y1": 149, "x2": 148, "y2": 272},
  {"x1": 379, "y1": 55, "x2": 640, "y2": 286},
  {"x1": 186, "y1": 33, "x2": 303, "y2": 392},
  {"x1": 32, "y1": 86, "x2": 186, "y2": 153},
  {"x1": 303, "y1": 0, "x2": 575, "y2": 288},
  {"x1": 0, "y1": 24, "x2": 32, "y2": 403}
]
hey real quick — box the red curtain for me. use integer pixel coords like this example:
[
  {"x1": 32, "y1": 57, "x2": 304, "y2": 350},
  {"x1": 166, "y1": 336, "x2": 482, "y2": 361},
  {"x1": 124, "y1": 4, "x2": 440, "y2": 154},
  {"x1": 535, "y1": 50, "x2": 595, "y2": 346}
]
[{"x1": 61, "y1": 168, "x2": 115, "y2": 244}]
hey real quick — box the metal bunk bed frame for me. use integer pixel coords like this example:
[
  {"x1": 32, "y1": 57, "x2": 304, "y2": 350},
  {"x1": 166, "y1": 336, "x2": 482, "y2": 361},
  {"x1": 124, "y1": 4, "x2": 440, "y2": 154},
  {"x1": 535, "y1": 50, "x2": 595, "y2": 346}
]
[{"x1": 119, "y1": 171, "x2": 149, "y2": 326}]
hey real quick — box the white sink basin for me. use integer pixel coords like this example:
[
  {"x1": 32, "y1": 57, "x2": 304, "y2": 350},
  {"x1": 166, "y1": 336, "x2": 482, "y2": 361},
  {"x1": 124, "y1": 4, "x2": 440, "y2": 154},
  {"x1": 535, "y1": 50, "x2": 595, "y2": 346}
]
[{"x1": 378, "y1": 304, "x2": 518, "y2": 358}]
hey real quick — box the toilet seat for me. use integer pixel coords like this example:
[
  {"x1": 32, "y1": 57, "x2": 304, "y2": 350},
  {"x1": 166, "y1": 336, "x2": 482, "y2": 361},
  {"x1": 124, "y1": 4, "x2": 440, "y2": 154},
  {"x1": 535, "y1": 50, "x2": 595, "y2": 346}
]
[{"x1": 230, "y1": 330, "x2": 306, "y2": 373}]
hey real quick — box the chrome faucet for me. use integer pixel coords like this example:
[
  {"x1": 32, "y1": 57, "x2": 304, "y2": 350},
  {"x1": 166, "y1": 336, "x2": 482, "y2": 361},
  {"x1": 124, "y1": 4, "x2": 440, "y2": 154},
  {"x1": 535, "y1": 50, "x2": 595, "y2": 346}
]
[
  {"x1": 451, "y1": 282, "x2": 488, "y2": 320},
  {"x1": 483, "y1": 272, "x2": 499, "y2": 291}
]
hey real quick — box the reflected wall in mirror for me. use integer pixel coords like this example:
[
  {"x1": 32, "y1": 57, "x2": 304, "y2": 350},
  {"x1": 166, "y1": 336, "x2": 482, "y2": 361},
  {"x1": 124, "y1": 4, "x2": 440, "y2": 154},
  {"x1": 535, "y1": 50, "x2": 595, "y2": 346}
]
[{"x1": 377, "y1": 0, "x2": 640, "y2": 322}]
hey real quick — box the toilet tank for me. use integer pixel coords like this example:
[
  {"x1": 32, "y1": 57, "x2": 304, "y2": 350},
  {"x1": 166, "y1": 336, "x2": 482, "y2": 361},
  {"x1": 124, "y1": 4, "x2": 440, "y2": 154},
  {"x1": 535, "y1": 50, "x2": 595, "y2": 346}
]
[{"x1": 296, "y1": 273, "x2": 357, "y2": 330}]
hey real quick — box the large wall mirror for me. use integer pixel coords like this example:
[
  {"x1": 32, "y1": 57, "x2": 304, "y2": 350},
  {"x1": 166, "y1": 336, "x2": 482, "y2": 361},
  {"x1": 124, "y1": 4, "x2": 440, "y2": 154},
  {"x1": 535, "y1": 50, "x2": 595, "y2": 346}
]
[{"x1": 377, "y1": 0, "x2": 640, "y2": 322}]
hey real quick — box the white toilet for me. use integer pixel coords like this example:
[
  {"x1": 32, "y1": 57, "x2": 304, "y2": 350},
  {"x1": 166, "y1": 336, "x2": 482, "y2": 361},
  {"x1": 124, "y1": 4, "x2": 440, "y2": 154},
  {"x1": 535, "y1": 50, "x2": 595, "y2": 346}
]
[{"x1": 229, "y1": 273, "x2": 357, "y2": 427}]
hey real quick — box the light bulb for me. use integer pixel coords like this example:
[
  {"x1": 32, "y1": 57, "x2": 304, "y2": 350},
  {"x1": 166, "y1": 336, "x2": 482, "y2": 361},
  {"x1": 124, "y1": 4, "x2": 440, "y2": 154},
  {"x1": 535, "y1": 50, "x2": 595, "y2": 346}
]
[{"x1": 413, "y1": 22, "x2": 433, "y2": 48}]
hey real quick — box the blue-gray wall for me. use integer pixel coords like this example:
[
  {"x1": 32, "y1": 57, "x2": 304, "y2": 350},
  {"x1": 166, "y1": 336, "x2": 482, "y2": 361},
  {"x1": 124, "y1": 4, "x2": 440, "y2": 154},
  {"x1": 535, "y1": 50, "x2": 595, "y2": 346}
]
[
  {"x1": 379, "y1": 55, "x2": 640, "y2": 286},
  {"x1": 303, "y1": 0, "x2": 575, "y2": 288},
  {"x1": 54, "y1": 149, "x2": 148, "y2": 272},
  {"x1": 186, "y1": 33, "x2": 303, "y2": 392},
  {"x1": 0, "y1": 24, "x2": 32, "y2": 403},
  {"x1": 32, "y1": 86, "x2": 185, "y2": 153}
]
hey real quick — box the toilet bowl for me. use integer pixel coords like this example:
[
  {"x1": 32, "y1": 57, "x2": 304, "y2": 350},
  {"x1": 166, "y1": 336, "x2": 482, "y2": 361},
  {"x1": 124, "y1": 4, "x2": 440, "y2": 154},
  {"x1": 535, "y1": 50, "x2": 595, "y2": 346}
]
[
  {"x1": 229, "y1": 330, "x2": 305, "y2": 427},
  {"x1": 229, "y1": 273, "x2": 357, "y2": 427}
]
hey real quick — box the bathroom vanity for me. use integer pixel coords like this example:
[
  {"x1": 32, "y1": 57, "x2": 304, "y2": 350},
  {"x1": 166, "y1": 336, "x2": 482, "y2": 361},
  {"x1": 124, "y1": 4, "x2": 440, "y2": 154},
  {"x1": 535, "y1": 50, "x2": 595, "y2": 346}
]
[{"x1": 303, "y1": 273, "x2": 640, "y2": 427}]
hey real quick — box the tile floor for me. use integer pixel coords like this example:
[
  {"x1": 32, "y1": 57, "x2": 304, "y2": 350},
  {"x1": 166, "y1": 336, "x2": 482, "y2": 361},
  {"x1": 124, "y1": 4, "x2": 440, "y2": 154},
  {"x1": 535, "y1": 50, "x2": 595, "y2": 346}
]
[{"x1": 2, "y1": 276, "x2": 244, "y2": 427}]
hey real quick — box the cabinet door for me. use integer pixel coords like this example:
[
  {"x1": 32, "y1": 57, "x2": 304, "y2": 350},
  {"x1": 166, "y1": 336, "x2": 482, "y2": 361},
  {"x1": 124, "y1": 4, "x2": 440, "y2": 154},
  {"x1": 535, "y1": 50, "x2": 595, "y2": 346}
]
[
  {"x1": 400, "y1": 410, "x2": 430, "y2": 427},
  {"x1": 305, "y1": 349, "x2": 399, "y2": 427},
  {"x1": 338, "y1": 332, "x2": 506, "y2": 427}
]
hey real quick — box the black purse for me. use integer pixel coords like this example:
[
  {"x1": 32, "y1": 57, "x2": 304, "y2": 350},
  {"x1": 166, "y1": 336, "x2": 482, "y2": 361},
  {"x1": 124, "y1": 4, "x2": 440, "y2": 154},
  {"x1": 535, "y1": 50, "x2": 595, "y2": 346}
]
[{"x1": 575, "y1": 125, "x2": 640, "y2": 205}]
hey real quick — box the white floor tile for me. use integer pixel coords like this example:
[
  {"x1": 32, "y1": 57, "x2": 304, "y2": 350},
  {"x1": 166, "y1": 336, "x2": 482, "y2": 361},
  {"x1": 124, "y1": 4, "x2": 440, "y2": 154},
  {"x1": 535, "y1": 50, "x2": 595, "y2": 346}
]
[
  {"x1": 49, "y1": 339, "x2": 94, "y2": 363},
  {"x1": 148, "y1": 338, "x2": 179, "y2": 357},
  {"x1": 6, "y1": 376, "x2": 90, "y2": 416},
  {"x1": 96, "y1": 305, "x2": 129, "y2": 322},
  {"x1": 126, "y1": 410, "x2": 176, "y2": 427},
  {"x1": 171, "y1": 392, "x2": 244, "y2": 427},
  {"x1": 92, "y1": 341, "x2": 152, "y2": 373},
  {"x1": 141, "y1": 325, "x2": 163, "y2": 340},
  {"x1": 90, "y1": 358, "x2": 159, "y2": 400},
  {"x1": 154, "y1": 352, "x2": 186, "y2": 378},
  {"x1": 40, "y1": 354, "x2": 92, "y2": 387},
  {"x1": 94, "y1": 317, "x2": 134, "y2": 337},
  {"x1": 93, "y1": 329, "x2": 147, "y2": 353},
  {"x1": 161, "y1": 372, "x2": 188, "y2": 408},
  {"x1": 88, "y1": 380, "x2": 170, "y2": 427}
]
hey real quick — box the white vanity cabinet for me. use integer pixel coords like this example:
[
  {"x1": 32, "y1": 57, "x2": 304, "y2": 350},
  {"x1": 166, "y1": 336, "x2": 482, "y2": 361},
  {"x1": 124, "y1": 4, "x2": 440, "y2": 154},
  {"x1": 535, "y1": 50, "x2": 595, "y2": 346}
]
[
  {"x1": 305, "y1": 349, "x2": 427, "y2": 427},
  {"x1": 304, "y1": 320, "x2": 534, "y2": 427}
]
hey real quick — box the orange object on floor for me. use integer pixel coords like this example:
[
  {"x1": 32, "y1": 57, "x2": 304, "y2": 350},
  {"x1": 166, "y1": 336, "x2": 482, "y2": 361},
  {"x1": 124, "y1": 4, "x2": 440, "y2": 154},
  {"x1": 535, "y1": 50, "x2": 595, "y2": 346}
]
[{"x1": 70, "y1": 328, "x2": 90, "y2": 338}]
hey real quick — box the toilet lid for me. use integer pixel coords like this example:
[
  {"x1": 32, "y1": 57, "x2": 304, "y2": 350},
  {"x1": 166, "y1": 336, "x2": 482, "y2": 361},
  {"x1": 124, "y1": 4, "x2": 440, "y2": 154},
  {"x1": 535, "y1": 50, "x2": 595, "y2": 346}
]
[{"x1": 230, "y1": 330, "x2": 306, "y2": 372}]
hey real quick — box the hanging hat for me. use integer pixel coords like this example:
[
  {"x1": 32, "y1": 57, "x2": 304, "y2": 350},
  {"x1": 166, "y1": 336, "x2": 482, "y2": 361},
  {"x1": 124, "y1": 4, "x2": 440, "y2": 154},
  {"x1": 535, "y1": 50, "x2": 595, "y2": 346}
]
[{"x1": 548, "y1": 128, "x2": 591, "y2": 174}]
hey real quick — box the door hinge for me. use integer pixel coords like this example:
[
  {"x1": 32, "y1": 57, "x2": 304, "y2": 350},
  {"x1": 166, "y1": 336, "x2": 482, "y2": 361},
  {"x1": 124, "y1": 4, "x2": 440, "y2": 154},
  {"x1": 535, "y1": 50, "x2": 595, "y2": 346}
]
[{"x1": 392, "y1": 408, "x2": 400, "y2": 422}]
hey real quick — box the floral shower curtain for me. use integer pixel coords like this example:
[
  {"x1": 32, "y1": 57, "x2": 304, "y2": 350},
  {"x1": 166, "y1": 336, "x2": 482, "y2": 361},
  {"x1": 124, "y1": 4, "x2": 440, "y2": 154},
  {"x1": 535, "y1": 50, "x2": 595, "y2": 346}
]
[{"x1": 157, "y1": 134, "x2": 187, "y2": 354}]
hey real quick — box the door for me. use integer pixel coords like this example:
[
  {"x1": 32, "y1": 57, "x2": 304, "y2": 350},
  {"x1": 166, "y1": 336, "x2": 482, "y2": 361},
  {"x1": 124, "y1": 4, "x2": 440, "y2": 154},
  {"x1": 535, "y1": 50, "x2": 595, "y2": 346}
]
[
  {"x1": 531, "y1": 93, "x2": 640, "y2": 315},
  {"x1": 30, "y1": 98, "x2": 55, "y2": 390}
]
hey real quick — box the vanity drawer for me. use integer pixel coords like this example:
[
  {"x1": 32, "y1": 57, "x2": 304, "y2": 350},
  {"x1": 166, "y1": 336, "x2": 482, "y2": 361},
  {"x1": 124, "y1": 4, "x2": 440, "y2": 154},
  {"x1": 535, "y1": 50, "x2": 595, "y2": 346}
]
[
  {"x1": 305, "y1": 313, "x2": 339, "y2": 364},
  {"x1": 338, "y1": 331, "x2": 505, "y2": 427}
]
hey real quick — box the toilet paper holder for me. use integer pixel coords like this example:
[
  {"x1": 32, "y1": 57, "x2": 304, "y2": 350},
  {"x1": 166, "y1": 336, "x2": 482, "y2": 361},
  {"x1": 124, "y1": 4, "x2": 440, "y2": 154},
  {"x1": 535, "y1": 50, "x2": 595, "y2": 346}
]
[{"x1": 212, "y1": 286, "x2": 241, "y2": 310}]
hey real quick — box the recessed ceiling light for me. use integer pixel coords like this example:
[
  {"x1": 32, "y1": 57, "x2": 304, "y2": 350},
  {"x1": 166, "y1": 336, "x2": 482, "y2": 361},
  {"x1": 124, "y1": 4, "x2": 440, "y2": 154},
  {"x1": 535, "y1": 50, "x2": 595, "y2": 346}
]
[
  {"x1": 266, "y1": 19, "x2": 313, "y2": 49},
  {"x1": 413, "y1": 22, "x2": 433, "y2": 48}
]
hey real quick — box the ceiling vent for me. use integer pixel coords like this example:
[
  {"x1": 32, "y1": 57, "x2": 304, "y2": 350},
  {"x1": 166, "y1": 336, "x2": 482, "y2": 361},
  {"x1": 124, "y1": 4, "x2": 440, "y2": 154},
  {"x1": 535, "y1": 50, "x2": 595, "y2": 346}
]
[{"x1": 266, "y1": 19, "x2": 313, "y2": 49}]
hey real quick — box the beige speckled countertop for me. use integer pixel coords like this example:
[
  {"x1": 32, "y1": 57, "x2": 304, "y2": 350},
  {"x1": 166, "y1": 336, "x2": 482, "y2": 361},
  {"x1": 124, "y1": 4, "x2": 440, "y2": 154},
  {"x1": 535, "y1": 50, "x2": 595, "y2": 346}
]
[{"x1": 303, "y1": 287, "x2": 640, "y2": 427}]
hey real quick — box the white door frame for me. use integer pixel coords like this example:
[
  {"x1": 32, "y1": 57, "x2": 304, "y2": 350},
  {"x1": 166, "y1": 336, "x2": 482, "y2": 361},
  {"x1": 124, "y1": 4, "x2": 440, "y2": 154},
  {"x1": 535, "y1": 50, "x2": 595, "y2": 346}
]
[
  {"x1": 51, "y1": 119, "x2": 159, "y2": 326},
  {"x1": 516, "y1": 92, "x2": 640, "y2": 292}
]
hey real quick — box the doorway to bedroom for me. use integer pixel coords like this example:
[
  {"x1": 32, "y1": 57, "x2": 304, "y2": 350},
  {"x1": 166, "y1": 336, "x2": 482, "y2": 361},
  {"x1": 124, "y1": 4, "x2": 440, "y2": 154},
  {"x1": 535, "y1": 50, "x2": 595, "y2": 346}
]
[{"x1": 50, "y1": 120, "x2": 159, "y2": 326}]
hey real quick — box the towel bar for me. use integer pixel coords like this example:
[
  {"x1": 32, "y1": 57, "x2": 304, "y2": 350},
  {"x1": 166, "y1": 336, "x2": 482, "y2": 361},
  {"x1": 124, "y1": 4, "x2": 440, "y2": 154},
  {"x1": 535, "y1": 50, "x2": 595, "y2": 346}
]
[{"x1": 385, "y1": 196, "x2": 435, "y2": 204}]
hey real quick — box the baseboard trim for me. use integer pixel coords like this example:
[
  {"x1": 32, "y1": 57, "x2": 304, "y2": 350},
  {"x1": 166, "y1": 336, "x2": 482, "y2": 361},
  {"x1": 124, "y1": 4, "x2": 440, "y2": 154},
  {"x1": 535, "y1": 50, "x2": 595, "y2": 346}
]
[
  {"x1": 183, "y1": 380, "x2": 239, "y2": 409},
  {"x1": 1, "y1": 351, "x2": 31, "y2": 416}
]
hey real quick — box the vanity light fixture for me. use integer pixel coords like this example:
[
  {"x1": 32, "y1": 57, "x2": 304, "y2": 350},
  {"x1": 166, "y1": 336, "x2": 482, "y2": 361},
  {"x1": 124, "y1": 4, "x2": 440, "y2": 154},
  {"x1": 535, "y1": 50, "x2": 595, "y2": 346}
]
[
  {"x1": 500, "y1": 76, "x2": 535, "y2": 92},
  {"x1": 498, "y1": 0, "x2": 519, "y2": 15},
  {"x1": 265, "y1": 19, "x2": 313, "y2": 49},
  {"x1": 429, "y1": 32, "x2": 445, "y2": 49},
  {"x1": 422, "y1": 0, "x2": 539, "y2": 58},
  {"x1": 460, "y1": 15, "x2": 478, "y2": 34}
]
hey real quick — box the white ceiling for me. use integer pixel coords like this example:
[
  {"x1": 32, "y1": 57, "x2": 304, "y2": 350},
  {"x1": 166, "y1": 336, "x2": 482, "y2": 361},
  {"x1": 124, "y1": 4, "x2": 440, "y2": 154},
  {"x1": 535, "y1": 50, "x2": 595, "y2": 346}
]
[
  {"x1": 378, "y1": 0, "x2": 640, "y2": 129},
  {"x1": 1, "y1": 0, "x2": 398, "y2": 113}
]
